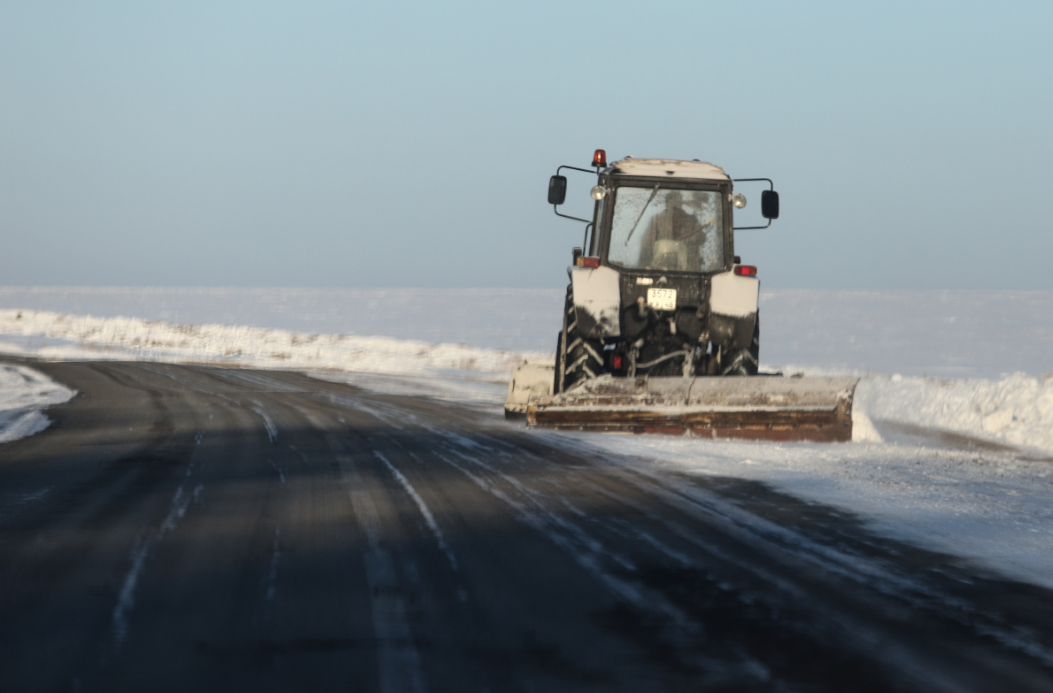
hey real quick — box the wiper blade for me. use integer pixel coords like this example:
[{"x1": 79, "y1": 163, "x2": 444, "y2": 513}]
[{"x1": 625, "y1": 184, "x2": 660, "y2": 245}]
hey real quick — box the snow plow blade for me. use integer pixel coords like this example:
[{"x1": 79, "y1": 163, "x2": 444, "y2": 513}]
[{"x1": 526, "y1": 375, "x2": 859, "y2": 442}]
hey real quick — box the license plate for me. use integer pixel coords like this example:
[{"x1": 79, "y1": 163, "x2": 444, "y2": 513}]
[{"x1": 647, "y1": 288, "x2": 677, "y2": 311}]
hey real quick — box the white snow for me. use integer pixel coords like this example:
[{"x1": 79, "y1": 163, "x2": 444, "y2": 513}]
[
  {"x1": 758, "y1": 289, "x2": 1053, "y2": 379},
  {"x1": 0, "y1": 309, "x2": 545, "y2": 379},
  {"x1": 1, "y1": 287, "x2": 1053, "y2": 589},
  {"x1": 0, "y1": 287, "x2": 565, "y2": 352},
  {"x1": 0, "y1": 363, "x2": 75, "y2": 443},
  {"x1": 610, "y1": 158, "x2": 729, "y2": 181},
  {"x1": 856, "y1": 373, "x2": 1053, "y2": 456}
]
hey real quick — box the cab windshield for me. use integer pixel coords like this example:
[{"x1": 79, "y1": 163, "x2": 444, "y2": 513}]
[{"x1": 606, "y1": 187, "x2": 724, "y2": 272}]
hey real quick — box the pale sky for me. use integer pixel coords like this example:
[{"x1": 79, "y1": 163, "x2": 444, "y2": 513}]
[{"x1": 1, "y1": 1, "x2": 1050, "y2": 289}]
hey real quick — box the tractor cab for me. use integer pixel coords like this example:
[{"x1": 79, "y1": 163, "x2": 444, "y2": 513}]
[{"x1": 594, "y1": 159, "x2": 734, "y2": 278}]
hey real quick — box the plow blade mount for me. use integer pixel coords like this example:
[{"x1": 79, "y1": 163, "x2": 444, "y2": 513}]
[{"x1": 526, "y1": 375, "x2": 859, "y2": 442}]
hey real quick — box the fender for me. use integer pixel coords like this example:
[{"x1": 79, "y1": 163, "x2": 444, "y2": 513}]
[
  {"x1": 709, "y1": 270, "x2": 759, "y2": 348},
  {"x1": 569, "y1": 265, "x2": 621, "y2": 338}
]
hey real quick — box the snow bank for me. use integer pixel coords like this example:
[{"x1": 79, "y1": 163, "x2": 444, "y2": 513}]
[
  {"x1": 0, "y1": 364, "x2": 75, "y2": 443},
  {"x1": 1, "y1": 288, "x2": 1051, "y2": 379},
  {"x1": 0, "y1": 309, "x2": 545, "y2": 380},
  {"x1": 0, "y1": 287, "x2": 565, "y2": 353},
  {"x1": 3, "y1": 304, "x2": 1051, "y2": 455},
  {"x1": 856, "y1": 373, "x2": 1053, "y2": 455}
]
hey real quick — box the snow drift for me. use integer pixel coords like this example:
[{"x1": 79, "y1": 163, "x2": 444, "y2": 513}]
[
  {"x1": 0, "y1": 364, "x2": 75, "y2": 443},
  {"x1": 2, "y1": 306, "x2": 1050, "y2": 456},
  {"x1": 0, "y1": 309, "x2": 545, "y2": 380},
  {"x1": 855, "y1": 373, "x2": 1053, "y2": 456}
]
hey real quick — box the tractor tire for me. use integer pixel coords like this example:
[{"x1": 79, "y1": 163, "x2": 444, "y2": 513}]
[
  {"x1": 556, "y1": 286, "x2": 604, "y2": 393},
  {"x1": 553, "y1": 330, "x2": 565, "y2": 395},
  {"x1": 720, "y1": 315, "x2": 760, "y2": 376}
]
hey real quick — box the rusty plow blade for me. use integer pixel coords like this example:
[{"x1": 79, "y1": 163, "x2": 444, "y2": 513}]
[{"x1": 526, "y1": 375, "x2": 859, "y2": 442}]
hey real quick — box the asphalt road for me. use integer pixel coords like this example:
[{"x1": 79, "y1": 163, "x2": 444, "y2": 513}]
[{"x1": 2, "y1": 360, "x2": 1053, "y2": 692}]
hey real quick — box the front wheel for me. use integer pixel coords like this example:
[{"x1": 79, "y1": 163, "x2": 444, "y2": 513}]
[{"x1": 719, "y1": 315, "x2": 760, "y2": 376}]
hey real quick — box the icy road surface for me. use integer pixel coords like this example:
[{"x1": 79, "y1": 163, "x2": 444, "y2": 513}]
[
  {"x1": 2, "y1": 361, "x2": 1053, "y2": 692},
  {"x1": 320, "y1": 369, "x2": 1053, "y2": 595}
]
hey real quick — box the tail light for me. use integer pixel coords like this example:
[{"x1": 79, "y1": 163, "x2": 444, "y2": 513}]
[
  {"x1": 592, "y1": 149, "x2": 606, "y2": 167},
  {"x1": 734, "y1": 265, "x2": 757, "y2": 276},
  {"x1": 612, "y1": 355, "x2": 623, "y2": 370},
  {"x1": 576, "y1": 256, "x2": 600, "y2": 268}
]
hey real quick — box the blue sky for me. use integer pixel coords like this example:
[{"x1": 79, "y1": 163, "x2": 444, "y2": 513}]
[{"x1": 1, "y1": 1, "x2": 1050, "y2": 289}]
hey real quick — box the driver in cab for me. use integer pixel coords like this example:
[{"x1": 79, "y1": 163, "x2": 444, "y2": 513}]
[{"x1": 638, "y1": 191, "x2": 708, "y2": 271}]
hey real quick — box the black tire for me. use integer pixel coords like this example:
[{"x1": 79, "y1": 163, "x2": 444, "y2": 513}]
[
  {"x1": 553, "y1": 330, "x2": 565, "y2": 395},
  {"x1": 720, "y1": 315, "x2": 760, "y2": 376},
  {"x1": 555, "y1": 286, "x2": 604, "y2": 393}
]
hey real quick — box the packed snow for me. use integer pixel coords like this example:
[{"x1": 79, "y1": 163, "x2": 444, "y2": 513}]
[
  {"x1": 1, "y1": 287, "x2": 1052, "y2": 588},
  {"x1": 0, "y1": 364, "x2": 76, "y2": 443}
]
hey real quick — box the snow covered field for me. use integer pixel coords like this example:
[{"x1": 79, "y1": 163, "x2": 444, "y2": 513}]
[{"x1": 1, "y1": 287, "x2": 1052, "y2": 588}]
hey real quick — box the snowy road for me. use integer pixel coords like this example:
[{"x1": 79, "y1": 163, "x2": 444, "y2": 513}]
[{"x1": 2, "y1": 361, "x2": 1053, "y2": 691}]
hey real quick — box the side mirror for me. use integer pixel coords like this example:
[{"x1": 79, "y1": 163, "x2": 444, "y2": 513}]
[
  {"x1": 761, "y1": 190, "x2": 780, "y2": 219},
  {"x1": 548, "y1": 175, "x2": 567, "y2": 206}
]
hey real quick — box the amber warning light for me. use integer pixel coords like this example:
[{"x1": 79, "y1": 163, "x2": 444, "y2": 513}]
[{"x1": 592, "y1": 149, "x2": 606, "y2": 167}]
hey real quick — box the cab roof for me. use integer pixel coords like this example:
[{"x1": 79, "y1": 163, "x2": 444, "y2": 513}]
[{"x1": 608, "y1": 157, "x2": 729, "y2": 181}]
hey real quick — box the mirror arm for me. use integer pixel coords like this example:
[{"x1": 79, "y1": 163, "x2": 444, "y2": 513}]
[
  {"x1": 732, "y1": 177, "x2": 776, "y2": 229},
  {"x1": 733, "y1": 177, "x2": 774, "y2": 188},
  {"x1": 551, "y1": 165, "x2": 602, "y2": 224},
  {"x1": 552, "y1": 164, "x2": 605, "y2": 224},
  {"x1": 554, "y1": 207, "x2": 591, "y2": 224},
  {"x1": 557, "y1": 165, "x2": 597, "y2": 176},
  {"x1": 733, "y1": 220, "x2": 773, "y2": 231}
]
